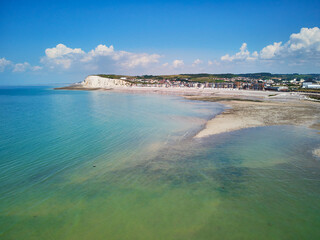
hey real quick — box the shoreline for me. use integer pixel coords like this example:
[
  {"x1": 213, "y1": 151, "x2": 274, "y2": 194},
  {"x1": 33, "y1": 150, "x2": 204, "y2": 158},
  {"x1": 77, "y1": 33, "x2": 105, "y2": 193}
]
[
  {"x1": 53, "y1": 86, "x2": 112, "y2": 91},
  {"x1": 188, "y1": 97, "x2": 320, "y2": 138},
  {"x1": 55, "y1": 86, "x2": 320, "y2": 138}
]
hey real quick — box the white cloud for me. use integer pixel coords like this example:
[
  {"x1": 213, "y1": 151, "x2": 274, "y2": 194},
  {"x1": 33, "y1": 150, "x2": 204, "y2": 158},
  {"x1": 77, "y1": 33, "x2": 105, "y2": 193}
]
[
  {"x1": 259, "y1": 27, "x2": 320, "y2": 61},
  {"x1": 252, "y1": 51, "x2": 259, "y2": 58},
  {"x1": 0, "y1": 57, "x2": 41, "y2": 73},
  {"x1": 13, "y1": 62, "x2": 31, "y2": 72},
  {"x1": 172, "y1": 59, "x2": 184, "y2": 68},
  {"x1": 41, "y1": 43, "x2": 161, "y2": 71},
  {"x1": 260, "y1": 42, "x2": 283, "y2": 59},
  {"x1": 41, "y1": 44, "x2": 85, "y2": 69},
  {"x1": 45, "y1": 43, "x2": 84, "y2": 59},
  {"x1": 192, "y1": 59, "x2": 202, "y2": 66},
  {"x1": 118, "y1": 52, "x2": 161, "y2": 68},
  {"x1": 81, "y1": 44, "x2": 114, "y2": 62},
  {"x1": 91, "y1": 44, "x2": 114, "y2": 56},
  {"x1": 32, "y1": 66, "x2": 43, "y2": 71},
  {"x1": 288, "y1": 27, "x2": 320, "y2": 52},
  {"x1": 222, "y1": 27, "x2": 320, "y2": 64},
  {"x1": 1, "y1": 27, "x2": 319, "y2": 76},
  {"x1": 221, "y1": 43, "x2": 258, "y2": 62},
  {"x1": 208, "y1": 60, "x2": 221, "y2": 66},
  {"x1": 0, "y1": 58, "x2": 12, "y2": 72}
]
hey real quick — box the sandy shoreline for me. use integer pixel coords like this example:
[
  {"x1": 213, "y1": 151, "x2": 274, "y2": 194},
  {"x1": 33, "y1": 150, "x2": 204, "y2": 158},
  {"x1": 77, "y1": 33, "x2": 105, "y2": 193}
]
[
  {"x1": 55, "y1": 86, "x2": 320, "y2": 138},
  {"x1": 114, "y1": 87, "x2": 320, "y2": 138},
  {"x1": 187, "y1": 97, "x2": 320, "y2": 138}
]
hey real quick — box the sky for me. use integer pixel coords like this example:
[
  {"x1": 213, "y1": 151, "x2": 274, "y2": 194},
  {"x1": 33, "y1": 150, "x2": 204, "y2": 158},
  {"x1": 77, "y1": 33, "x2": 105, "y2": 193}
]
[{"x1": 0, "y1": 0, "x2": 319, "y2": 85}]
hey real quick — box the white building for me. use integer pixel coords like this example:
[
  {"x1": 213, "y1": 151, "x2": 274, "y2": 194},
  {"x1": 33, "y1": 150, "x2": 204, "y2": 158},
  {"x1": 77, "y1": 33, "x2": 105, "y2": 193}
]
[{"x1": 302, "y1": 81, "x2": 320, "y2": 89}]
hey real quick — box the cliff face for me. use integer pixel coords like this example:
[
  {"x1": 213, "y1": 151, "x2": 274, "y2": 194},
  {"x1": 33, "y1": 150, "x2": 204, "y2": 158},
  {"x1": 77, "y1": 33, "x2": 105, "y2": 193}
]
[{"x1": 81, "y1": 75, "x2": 131, "y2": 88}]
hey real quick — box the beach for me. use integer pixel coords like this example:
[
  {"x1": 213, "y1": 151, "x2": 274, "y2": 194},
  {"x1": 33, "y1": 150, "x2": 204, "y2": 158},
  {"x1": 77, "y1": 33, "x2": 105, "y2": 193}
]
[
  {"x1": 124, "y1": 87, "x2": 320, "y2": 138},
  {"x1": 187, "y1": 97, "x2": 320, "y2": 138},
  {"x1": 58, "y1": 85, "x2": 320, "y2": 138}
]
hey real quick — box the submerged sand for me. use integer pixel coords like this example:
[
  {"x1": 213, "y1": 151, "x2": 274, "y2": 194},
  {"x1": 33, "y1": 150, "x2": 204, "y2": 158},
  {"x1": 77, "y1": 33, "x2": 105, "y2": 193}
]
[{"x1": 313, "y1": 147, "x2": 320, "y2": 158}]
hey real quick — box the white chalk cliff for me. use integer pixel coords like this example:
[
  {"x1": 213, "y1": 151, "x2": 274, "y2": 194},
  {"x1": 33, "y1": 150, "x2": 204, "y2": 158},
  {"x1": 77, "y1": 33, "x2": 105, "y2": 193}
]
[{"x1": 81, "y1": 75, "x2": 131, "y2": 88}]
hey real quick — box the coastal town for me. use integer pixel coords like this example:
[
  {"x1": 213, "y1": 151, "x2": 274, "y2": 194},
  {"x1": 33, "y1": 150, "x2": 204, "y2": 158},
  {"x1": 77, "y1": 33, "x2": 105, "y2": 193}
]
[{"x1": 95, "y1": 73, "x2": 320, "y2": 92}]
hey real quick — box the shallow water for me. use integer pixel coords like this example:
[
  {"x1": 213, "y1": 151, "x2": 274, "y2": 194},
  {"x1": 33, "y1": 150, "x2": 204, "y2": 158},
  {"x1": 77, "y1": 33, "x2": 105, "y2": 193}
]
[{"x1": 0, "y1": 86, "x2": 319, "y2": 239}]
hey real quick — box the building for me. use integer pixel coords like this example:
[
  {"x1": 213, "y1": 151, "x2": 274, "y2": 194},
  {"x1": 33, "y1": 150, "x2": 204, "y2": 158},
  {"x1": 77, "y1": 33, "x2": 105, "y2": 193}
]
[{"x1": 302, "y1": 81, "x2": 320, "y2": 89}]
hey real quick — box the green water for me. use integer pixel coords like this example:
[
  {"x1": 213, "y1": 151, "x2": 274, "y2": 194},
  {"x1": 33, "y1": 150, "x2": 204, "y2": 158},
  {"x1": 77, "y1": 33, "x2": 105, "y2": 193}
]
[{"x1": 0, "y1": 87, "x2": 319, "y2": 239}]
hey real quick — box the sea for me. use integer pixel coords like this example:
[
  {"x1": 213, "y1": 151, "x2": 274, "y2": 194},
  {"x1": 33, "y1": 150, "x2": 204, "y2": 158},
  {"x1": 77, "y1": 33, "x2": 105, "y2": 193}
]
[{"x1": 0, "y1": 86, "x2": 320, "y2": 240}]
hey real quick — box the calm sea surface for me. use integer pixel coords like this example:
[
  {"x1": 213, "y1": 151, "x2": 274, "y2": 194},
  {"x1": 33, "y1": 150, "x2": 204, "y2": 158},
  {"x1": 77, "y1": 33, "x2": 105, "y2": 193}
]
[{"x1": 0, "y1": 86, "x2": 319, "y2": 239}]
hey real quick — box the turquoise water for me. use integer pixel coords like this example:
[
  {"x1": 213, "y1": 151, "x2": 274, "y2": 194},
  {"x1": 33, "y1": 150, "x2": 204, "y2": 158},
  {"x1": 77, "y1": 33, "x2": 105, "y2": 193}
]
[{"x1": 0, "y1": 86, "x2": 320, "y2": 239}]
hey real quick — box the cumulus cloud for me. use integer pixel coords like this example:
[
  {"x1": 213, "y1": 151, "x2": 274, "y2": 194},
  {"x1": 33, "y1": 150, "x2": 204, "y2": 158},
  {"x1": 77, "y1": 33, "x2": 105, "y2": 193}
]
[
  {"x1": 41, "y1": 43, "x2": 161, "y2": 72},
  {"x1": 288, "y1": 27, "x2": 320, "y2": 52},
  {"x1": 260, "y1": 42, "x2": 283, "y2": 59},
  {"x1": 13, "y1": 62, "x2": 30, "y2": 72},
  {"x1": 12, "y1": 62, "x2": 42, "y2": 72},
  {"x1": 259, "y1": 27, "x2": 320, "y2": 61},
  {"x1": 0, "y1": 58, "x2": 12, "y2": 72},
  {"x1": 222, "y1": 27, "x2": 320, "y2": 64},
  {"x1": 1, "y1": 27, "x2": 319, "y2": 76},
  {"x1": 81, "y1": 44, "x2": 114, "y2": 62},
  {"x1": 41, "y1": 44, "x2": 85, "y2": 69},
  {"x1": 221, "y1": 43, "x2": 258, "y2": 62},
  {"x1": 45, "y1": 43, "x2": 84, "y2": 59},
  {"x1": 172, "y1": 59, "x2": 184, "y2": 68},
  {"x1": 118, "y1": 52, "x2": 161, "y2": 68},
  {"x1": 192, "y1": 59, "x2": 202, "y2": 66},
  {"x1": 0, "y1": 58, "x2": 40, "y2": 73}
]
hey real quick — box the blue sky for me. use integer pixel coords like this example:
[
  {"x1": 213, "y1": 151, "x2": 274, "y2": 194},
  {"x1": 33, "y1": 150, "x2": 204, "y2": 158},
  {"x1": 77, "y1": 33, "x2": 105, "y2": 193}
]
[{"x1": 0, "y1": 0, "x2": 319, "y2": 84}]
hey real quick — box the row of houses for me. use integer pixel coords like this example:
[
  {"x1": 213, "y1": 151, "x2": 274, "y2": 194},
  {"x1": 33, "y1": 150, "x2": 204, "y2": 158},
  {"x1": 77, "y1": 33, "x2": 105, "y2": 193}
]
[
  {"x1": 129, "y1": 77, "x2": 320, "y2": 91},
  {"x1": 133, "y1": 81, "x2": 266, "y2": 90}
]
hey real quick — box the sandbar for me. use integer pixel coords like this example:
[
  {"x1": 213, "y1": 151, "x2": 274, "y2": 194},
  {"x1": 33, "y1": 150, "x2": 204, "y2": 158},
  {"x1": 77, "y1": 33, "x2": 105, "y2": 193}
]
[{"x1": 185, "y1": 96, "x2": 320, "y2": 138}]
